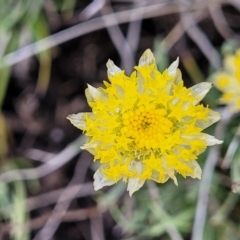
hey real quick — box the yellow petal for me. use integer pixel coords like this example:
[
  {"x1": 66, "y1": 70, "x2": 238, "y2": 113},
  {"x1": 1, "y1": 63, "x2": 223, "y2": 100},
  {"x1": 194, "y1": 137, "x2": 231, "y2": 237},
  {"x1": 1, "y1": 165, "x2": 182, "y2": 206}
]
[
  {"x1": 127, "y1": 177, "x2": 145, "y2": 197},
  {"x1": 183, "y1": 133, "x2": 223, "y2": 146},
  {"x1": 188, "y1": 82, "x2": 212, "y2": 105},
  {"x1": 67, "y1": 113, "x2": 86, "y2": 130},
  {"x1": 106, "y1": 59, "x2": 121, "y2": 77},
  {"x1": 138, "y1": 49, "x2": 156, "y2": 67},
  {"x1": 93, "y1": 168, "x2": 118, "y2": 190},
  {"x1": 185, "y1": 161, "x2": 202, "y2": 179},
  {"x1": 168, "y1": 57, "x2": 179, "y2": 76},
  {"x1": 195, "y1": 109, "x2": 221, "y2": 129}
]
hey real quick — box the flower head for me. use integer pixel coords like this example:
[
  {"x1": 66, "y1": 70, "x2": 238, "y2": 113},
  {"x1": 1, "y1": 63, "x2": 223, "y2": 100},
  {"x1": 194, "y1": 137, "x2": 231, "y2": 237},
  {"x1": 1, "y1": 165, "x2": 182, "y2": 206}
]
[
  {"x1": 67, "y1": 49, "x2": 222, "y2": 196},
  {"x1": 213, "y1": 49, "x2": 240, "y2": 113}
]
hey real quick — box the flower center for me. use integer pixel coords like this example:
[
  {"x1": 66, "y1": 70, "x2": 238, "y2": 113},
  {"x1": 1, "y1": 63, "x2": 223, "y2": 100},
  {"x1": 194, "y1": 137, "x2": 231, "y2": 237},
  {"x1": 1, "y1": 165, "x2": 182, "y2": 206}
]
[{"x1": 121, "y1": 105, "x2": 173, "y2": 149}]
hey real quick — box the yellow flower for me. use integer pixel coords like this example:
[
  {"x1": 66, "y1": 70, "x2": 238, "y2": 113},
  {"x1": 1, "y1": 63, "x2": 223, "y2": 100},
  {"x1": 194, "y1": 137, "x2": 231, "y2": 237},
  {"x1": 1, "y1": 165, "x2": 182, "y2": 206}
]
[
  {"x1": 67, "y1": 49, "x2": 222, "y2": 196},
  {"x1": 213, "y1": 49, "x2": 240, "y2": 113}
]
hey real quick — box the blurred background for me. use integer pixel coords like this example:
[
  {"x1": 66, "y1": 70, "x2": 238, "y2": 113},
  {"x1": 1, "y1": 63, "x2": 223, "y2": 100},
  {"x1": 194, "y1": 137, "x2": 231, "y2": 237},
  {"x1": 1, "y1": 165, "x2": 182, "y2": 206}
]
[{"x1": 0, "y1": 0, "x2": 240, "y2": 239}]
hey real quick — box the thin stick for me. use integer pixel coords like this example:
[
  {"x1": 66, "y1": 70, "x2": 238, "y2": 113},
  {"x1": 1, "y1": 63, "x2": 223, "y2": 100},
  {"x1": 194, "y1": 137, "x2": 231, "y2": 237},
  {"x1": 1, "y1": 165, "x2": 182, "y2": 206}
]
[
  {"x1": 180, "y1": 8, "x2": 221, "y2": 69},
  {"x1": 0, "y1": 207, "x2": 99, "y2": 239},
  {"x1": 27, "y1": 182, "x2": 94, "y2": 211},
  {"x1": 101, "y1": 4, "x2": 135, "y2": 75},
  {"x1": 221, "y1": 123, "x2": 240, "y2": 169},
  {"x1": 0, "y1": 2, "x2": 204, "y2": 69},
  {"x1": 79, "y1": 0, "x2": 106, "y2": 20},
  {"x1": 32, "y1": 155, "x2": 94, "y2": 240},
  {"x1": 147, "y1": 181, "x2": 184, "y2": 240},
  {"x1": 0, "y1": 136, "x2": 85, "y2": 183},
  {"x1": 208, "y1": 1, "x2": 238, "y2": 40},
  {"x1": 191, "y1": 107, "x2": 232, "y2": 240}
]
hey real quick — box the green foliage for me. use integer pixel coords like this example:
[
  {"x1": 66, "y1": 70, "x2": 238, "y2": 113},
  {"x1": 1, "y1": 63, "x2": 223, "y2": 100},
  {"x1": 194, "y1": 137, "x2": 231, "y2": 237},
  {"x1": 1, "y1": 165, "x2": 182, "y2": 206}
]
[
  {"x1": 221, "y1": 40, "x2": 240, "y2": 56},
  {"x1": 153, "y1": 36, "x2": 169, "y2": 73},
  {"x1": 0, "y1": 114, "x2": 8, "y2": 166},
  {"x1": 0, "y1": 176, "x2": 29, "y2": 240},
  {"x1": 31, "y1": 12, "x2": 52, "y2": 96},
  {"x1": 0, "y1": 1, "x2": 240, "y2": 239},
  {"x1": 103, "y1": 39, "x2": 240, "y2": 239},
  {"x1": 231, "y1": 143, "x2": 240, "y2": 183},
  {"x1": 10, "y1": 180, "x2": 29, "y2": 240}
]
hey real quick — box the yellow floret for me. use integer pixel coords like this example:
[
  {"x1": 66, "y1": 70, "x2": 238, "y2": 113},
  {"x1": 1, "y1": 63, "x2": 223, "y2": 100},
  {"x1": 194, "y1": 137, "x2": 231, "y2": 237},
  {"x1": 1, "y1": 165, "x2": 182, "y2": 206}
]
[
  {"x1": 67, "y1": 49, "x2": 222, "y2": 196},
  {"x1": 213, "y1": 49, "x2": 240, "y2": 113}
]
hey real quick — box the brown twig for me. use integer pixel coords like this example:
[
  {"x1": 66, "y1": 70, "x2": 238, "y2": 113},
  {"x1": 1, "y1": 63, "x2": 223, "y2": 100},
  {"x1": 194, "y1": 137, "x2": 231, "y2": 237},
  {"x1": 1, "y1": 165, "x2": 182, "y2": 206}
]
[
  {"x1": 0, "y1": 136, "x2": 85, "y2": 183},
  {"x1": 0, "y1": 2, "x2": 206, "y2": 69},
  {"x1": 180, "y1": 5, "x2": 221, "y2": 69},
  {"x1": 100, "y1": 2, "x2": 137, "y2": 74},
  {"x1": 208, "y1": 1, "x2": 238, "y2": 40},
  {"x1": 27, "y1": 182, "x2": 95, "y2": 211},
  {"x1": 147, "y1": 181, "x2": 184, "y2": 240},
  {"x1": 0, "y1": 207, "x2": 99, "y2": 239},
  {"x1": 32, "y1": 153, "x2": 95, "y2": 240},
  {"x1": 191, "y1": 107, "x2": 233, "y2": 240}
]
